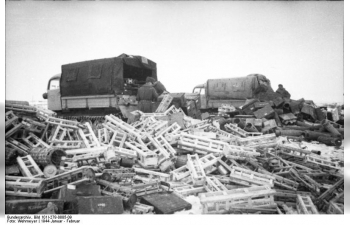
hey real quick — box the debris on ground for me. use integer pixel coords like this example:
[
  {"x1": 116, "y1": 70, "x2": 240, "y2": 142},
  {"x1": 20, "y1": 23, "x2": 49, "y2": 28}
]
[{"x1": 4, "y1": 97, "x2": 344, "y2": 214}]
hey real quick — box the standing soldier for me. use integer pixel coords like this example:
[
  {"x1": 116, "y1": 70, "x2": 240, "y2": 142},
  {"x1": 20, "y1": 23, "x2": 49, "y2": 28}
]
[
  {"x1": 136, "y1": 77, "x2": 159, "y2": 113},
  {"x1": 146, "y1": 77, "x2": 167, "y2": 95},
  {"x1": 153, "y1": 80, "x2": 167, "y2": 95},
  {"x1": 276, "y1": 84, "x2": 291, "y2": 99}
]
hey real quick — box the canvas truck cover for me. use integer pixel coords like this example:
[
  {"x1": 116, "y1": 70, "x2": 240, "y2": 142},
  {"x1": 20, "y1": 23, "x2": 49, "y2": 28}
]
[
  {"x1": 206, "y1": 75, "x2": 259, "y2": 100},
  {"x1": 60, "y1": 54, "x2": 157, "y2": 97},
  {"x1": 206, "y1": 74, "x2": 273, "y2": 100}
]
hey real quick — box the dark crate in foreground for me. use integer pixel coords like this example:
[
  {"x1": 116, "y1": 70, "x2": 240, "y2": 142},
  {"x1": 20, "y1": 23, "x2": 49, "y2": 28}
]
[
  {"x1": 77, "y1": 196, "x2": 124, "y2": 214},
  {"x1": 140, "y1": 192, "x2": 192, "y2": 214}
]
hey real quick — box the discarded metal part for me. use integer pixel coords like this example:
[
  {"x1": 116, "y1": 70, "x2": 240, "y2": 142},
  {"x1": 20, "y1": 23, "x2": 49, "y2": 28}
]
[
  {"x1": 155, "y1": 94, "x2": 174, "y2": 113},
  {"x1": 275, "y1": 129, "x2": 304, "y2": 137},
  {"x1": 77, "y1": 196, "x2": 124, "y2": 214},
  {"x1": 235, "y1": 134, "x2": 277, "y2": 148},
  {"x1": 253, "y1": 105, "x2": 275, "y2": 119},
  {"x1": 225, "y1": 123, "x2": 248, "y2": 137},
  {"x1": 5, "y1": 103, "x2": 37, "y2": 114},
  {"x1": 43, "y1": 166, "x2": 95, "y2": 193},
  {"x1": 131, "y1": 202, "x2": 154, "y2": 214},
  {"x1": 78, "y1": 123, "x2": 101, "y2": 148},
  {"x1": 131, "y1": 181, "x2": 163, "y2": 197},
  {"x1": 274, "y1": 189, "x2": 312, "y2": 206},
  {"x1": 261, "y1": 119, "x2": 277, "y2": 133},
  {"x1": 45, "y1": 116, "x2": 80, "y2": 129},
  {"x1": 199, "y1": 185, "x2": 276, "y2": 214},
  {"x1": 5, "y1": 141, "x2": 29, "y2": 158},
  {"x1": 229, "y1": 166, "x2": 275, "y2": 187},
  {"x1": 317, "y1": 136, "x2": 342, "y2": 147},
  {"x1": 97, "y1": 127, "x2": 110, "y2": 145},
  {"x1": 277, "y1": 144, "x2": 311, "y2": 160},
  {"x1": 303, "y1": 130, "x2": 332, "y2": 141},
  {"x1": 22, "y1": 132, "x2": 50, "y2": 150},
  {"x1": 316, "y1": 178, "x2": 343, "y2": 211},
  {"x1": 16, "y1": 155, "x2": 44, "y2": 178},
  {"x1": 289, "y1": 168, "x2": 320, "y2": 193},
  {"x1": 6, "y1": 165, "x2": 22, "y2": 177},
  {"x1": 125, "y1": 142, "x2": 158, "y2": 168},
  {"x1": 296, "y1": 194, "x2": 318, "y2": 214},
  {"x1": 205, "y1": 176, "x2": 228, "y2": 192},
  {"x1": 134, "y1": 167, "x2": 170, "y2": 182},
  {"x1": 244, "y1": 122, "x2": 259, "y2": 133},
  {"x1": 140, "y1": 191, "x2": 192, "y2": 214},
  {"x1": 222, "y1": 206, "x2": 278, "y2": 215},
  {"x1": 321, "y1": 120, "x2": 341, "y2": 138},
  {"x1": 65, "y1": 146, "x2": 109, "y2": 156},
  {"x1": 171, "y1": 153, "x2": 218, "y2": 181},
  {"x1": 304, "y1": 155, "x2": 340, "y2": 170},
  {"x1": 36, "y1": 107, "x2": 57, "y2": 120},
  {"x1": 279, "y1": 113, "x2": 297, "y2": 125},
  {"x1": 30, "y1": 147, "x2": 66, "y2": 167},
  {"x1": 22, "y1": 117, "x2": 46, "y2": 134},
  {"x1": 5, "y1": 176, "x2": 45, "y2": 197},
  {"x1": 105, "y1": 114, "x2": 142, "y2": 140},
  {"x1": 43, "y1": 164, "x2": 58, "y2": 178},
  {"x1": 5, "y1": 199, "x2": 64, "y2": 214},
  {"x1": 177, "y1": 133, "x2": 226, "y2": 154},
  {"x1": 173, "y1": 185, "x2": 206, "y2": 198},
  {"x1": 50, "y1": 140, "x2": 83, "y2": 149},
  {"x1": 301, "y1": 103, "x2": 316, "y2": 120},
  {"x1": 327, "y1": 201, "x2": 344, "y2": 214},
  {"x1": 186, "y1": 154, "x2": 206, "y2": 186},
  {"x1": 6, "y1": 122, "x2": 24, "y2": 139},
  {"x1": 224, "y1": 145, "x2": 260, "y2": 158}
]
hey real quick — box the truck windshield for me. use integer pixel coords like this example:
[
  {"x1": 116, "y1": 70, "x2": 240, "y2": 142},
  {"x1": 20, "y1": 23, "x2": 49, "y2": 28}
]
[
  {"x1": 48, "y1": 78, "x2": 60, "y2": 90},
  {"x1": 193, "y1": 87, "x2": 205, "y2": 95}
]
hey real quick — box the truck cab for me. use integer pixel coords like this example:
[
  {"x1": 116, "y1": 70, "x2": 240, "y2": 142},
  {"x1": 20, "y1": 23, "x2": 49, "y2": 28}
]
[{"x1": 43, "y1": 74, "x2": 62, "y2": 111}]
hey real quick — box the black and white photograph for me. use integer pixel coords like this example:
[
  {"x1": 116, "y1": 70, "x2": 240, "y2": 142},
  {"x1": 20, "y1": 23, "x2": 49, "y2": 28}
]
[{"x1": 2, "y1": 0, "x2": 347, "y2": 220}]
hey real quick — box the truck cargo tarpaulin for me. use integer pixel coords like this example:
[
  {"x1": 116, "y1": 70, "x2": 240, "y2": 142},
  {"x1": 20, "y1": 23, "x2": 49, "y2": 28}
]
[
  {"x1": 206, "y1": 74, "x2": 272, "y2": 100},
  {"x1": 60, "y1": 54, "x2": 157, "y2": 97}
]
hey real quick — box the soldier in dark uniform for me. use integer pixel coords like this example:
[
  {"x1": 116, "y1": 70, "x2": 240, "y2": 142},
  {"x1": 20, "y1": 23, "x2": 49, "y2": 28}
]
[
  {"x1": 136, "y1": 77, "x2": 159, "y2": 113},
  {"x1": 276, "y1": 84, "x2": 291, "y2": 99},
  {"x1": 146, "y1": 77, "x2": 167, "y2": 95},
  {"x1": 153, "y1": 80, "x2": 167, "y2": 95}
]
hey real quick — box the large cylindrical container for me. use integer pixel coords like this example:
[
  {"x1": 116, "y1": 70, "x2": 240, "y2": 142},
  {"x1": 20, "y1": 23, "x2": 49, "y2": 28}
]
[
  {"x1": 296, "y1": 121, "x2": 322, "y2": 130},
  {"x1": 282, "y1": 126, "x2": 310, "y2": 131},
  {"x1": 321, "y1": 120, "x2": 341, "y2": 138},
  {"x1": 275, "y1": 129, "x2": 304, "y2": 137},
  {"x1": 317, "y1": 136, "x2": 342, "y2": 147},
  {"x1": 30, "y1": 147, "x2": 66, "y2": 167},
  {"x1": 303, "y1": 130, "x2": 332, "y2": 141}
]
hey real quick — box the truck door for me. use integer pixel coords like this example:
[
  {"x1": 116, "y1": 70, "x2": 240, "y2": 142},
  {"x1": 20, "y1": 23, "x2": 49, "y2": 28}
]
[
  {"x1": 47, "y1": 77, "x2": 62, "y2": 111},
  {"x1": 193, "y1": 87, "x2": 207, "y2": 109}
]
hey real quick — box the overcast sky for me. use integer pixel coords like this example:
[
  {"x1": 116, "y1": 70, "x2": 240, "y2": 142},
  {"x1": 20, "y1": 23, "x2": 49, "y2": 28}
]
[{"x1": 5, "y1": 1, "x2": 344, "y2": 104}]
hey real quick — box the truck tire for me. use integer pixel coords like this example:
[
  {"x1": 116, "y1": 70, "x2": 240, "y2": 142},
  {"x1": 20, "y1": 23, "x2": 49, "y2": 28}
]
[{"x1": 175, "y1": 155, "x2": 188, "y2": 168}]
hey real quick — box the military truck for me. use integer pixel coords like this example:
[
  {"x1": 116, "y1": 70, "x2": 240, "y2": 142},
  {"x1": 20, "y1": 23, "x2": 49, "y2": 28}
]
[
  {"x1": 43, "y1": 54, "x2": 157, "y2": 122},
  {"x1": 192, "y1": 74, "x2": 276, "y2": 111}
]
